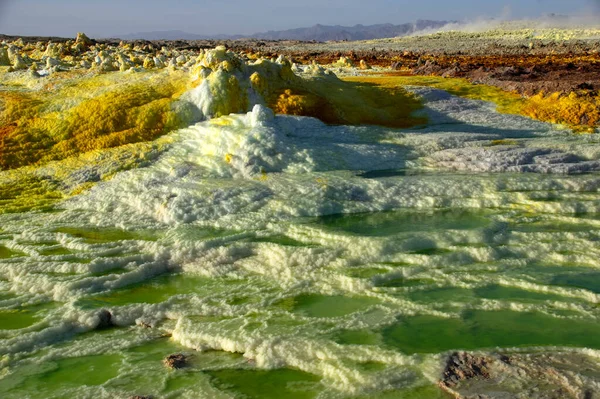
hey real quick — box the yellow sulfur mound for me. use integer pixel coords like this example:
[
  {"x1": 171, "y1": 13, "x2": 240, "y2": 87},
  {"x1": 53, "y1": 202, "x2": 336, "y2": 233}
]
[
  {"x1": 266, "y1": 76, "x2": 425, "y2": 128},
  {"x1": 0, "y1": 70, "x2": 190, "y2": 170},
  {"x1": 274, "y1": 89, "x2": 327, "y2": 118},
  {"x1": 184, "y1": 49, "x2": 425, "y2": 129}
]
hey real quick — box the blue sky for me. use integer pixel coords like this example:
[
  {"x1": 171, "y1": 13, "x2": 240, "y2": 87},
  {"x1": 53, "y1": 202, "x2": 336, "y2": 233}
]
[{"x1": 0, "y1": 0, "x2": 594, "y2": 38}]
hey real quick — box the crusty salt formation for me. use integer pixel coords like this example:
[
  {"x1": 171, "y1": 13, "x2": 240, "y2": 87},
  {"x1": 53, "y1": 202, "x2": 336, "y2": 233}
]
[{"x1": 1, "y1": 27, "x2": 600, "y2": 398}]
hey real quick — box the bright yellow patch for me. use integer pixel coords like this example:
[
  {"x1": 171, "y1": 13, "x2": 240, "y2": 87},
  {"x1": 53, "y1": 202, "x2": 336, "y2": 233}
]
[
  {"x1": 344, "y1": 75, "x2": 599, "y2": 132},
  {"x1": 274, "y1": 89, "x2": 324, "y2": 117},
  {"x1": 522, "y1": 92, "x2": 600, "y2": 133},
  {"x1": 268, "y1": 77, "x2": 425, "y2": 128},
  {"x1": 0, "y1": 70, "x2": 190, "y2": 170},
  {"x1": 345, "y1": 75, "x2": 526, "y2": 114},
  {"x1": 0, "y1": 138, "x2": 170, "y2": 214}
]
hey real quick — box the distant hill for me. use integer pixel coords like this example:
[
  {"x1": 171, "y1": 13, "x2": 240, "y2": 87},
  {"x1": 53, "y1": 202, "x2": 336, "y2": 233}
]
[
  {"x1": 117, "y1": 20, "x2": 451, "y2": 42},
  {"x1": 117, "y1": 30, "x2": 239, "y2": 41},
  {"x1": 250, "y1": 20, "x2": 450, "y2": 41}
]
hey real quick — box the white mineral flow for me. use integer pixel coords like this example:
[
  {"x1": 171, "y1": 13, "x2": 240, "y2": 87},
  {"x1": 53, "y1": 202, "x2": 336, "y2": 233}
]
[{"x1": 1, "y1": 59, "x2": 600, "y2": 398}]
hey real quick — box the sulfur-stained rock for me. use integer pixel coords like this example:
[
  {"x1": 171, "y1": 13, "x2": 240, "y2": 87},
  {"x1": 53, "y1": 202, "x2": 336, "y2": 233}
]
[
  {"x1": 29, "y1": 64, "x2": 40, "y2": 78},
  {"x1": 0, "y1": 47, "x2": 10, "y2": 66},
  {"x1": 335, "y1": 56, "x2": 354, "y2": 68},
  {"x1": 153, "y1": 57, "x2": 165, "y2": 69},
  {"x1": 97, "y1": 51, "x2": 112, "y2": 62},
  {"x1": 100, "y1": 61, "x2": 117, "y2": 72},
  {"x1": 7, "y1": 45, "x2": 19, "y2": 63},
  {"x1": 276, "y1": 54, "x2": 288, "y2": 64},
  {"x1": 129, "y1": 55, "x2": 142, "y2": 65},
  {"x1": 203, "y1": 45, "x2": 228, "y2": 68},
  {"x1": 305, "y1": 60, "x2": 325, "y2": 75},
  {"x1": 116, "y1": 53, "x2": 132, "y2": 72},
  {"x1": 143, "y1": 56, "x2": 155, "y2": 69},
  {"x1": 55, "y1": 43, "x2": 66, "y2": 57},
  {"x1": 12, "y1": 54, "x2": 28, "y2": 70},
  {"x1": 442, "y1": 66, "x2": 461, "y2": 78},
  {"x1": 359, "y1": 59, "x2": 371, "y2": 70},
  {"x1": 46, "y1": 57, "x2": 60, "y2": 69},
  {"x1": 197, "y1": 66, "x2": 211, "y2": 79},
  {"x1": 43, "y1": 42, "x2": 61, "y2": 59},
  {"x1": 76, "y1": 32, "x2": 93, "y2": 47},
  {"x1": 390, "y1": 61, "x2": 403, "y2": 70},
  {"x1": 72, "y1": 42, "x2": 85, "y2": 54}
]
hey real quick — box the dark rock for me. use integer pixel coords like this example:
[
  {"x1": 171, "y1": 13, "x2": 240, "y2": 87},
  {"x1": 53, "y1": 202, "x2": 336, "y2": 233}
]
[
  {"x1": 442, "y1": 66, "x2": 461, "y2": 78},
  {"x1": 577, "y1": 82, "x2": 595, "y2": 91},
  {"x1": 129, "y1": 396, "x2": 153, "y2": 399},
  {"x1": 391, "y1": 61, "x2": 403, "y2": 70},
  {"x1": 163, "y1": 353, "x2": 187, "y2": 369},
  {"x1": 96, "y1": 309, "x2": 114, "y2": 329},
  {"x1": 492, "y1": 66, "x2": 522, "y2": 78},
  {"x1": 499, "y1": 354, "x2": 512, "y2": 364},
  {"x1": 441, "y1": 352, "x2": 493, "y2": 389}
]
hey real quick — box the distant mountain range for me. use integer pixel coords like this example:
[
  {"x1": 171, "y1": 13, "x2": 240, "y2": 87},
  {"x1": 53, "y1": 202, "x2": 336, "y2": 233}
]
[
  {"x1": 117, "y1": 20, "x2": 451, "y2": 42},
  {"x1": 117, "y1": 30, "x2": 233, "y2": 41}
]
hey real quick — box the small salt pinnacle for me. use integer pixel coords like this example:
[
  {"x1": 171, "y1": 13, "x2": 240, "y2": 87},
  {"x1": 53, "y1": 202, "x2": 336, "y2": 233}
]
[
  {"x1": 12, "y1": 54, "x2": 27, "y2": 70},
  {"x1": 0, "y1": 47, "x2": 10, "y2": 66},
  {"x1": 76, "y1": 32, "x2": 93, "y2": 47}
]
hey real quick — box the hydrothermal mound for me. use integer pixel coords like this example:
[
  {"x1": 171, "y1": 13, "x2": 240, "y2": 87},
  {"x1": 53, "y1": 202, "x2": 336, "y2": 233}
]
[{"x1": 1, "y1": 32, "x2": 600, "y2": 399}]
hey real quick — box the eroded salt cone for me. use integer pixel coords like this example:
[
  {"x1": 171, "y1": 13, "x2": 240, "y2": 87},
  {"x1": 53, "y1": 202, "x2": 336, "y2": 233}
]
[
  {"x1": 76, "y1": 32, "x2": 93, "y2": 47},
  {"x1": 143, "y1": 56, "x2": 155, "y2": 69},
  {"x1": 43, "y1": 42, "x2": 62, "y2": 59},
  {"x1": 0, "y1": 47, "x2": 10, "y2": 66},
  {"x1": 7, "y1": 45, "x2": 19, "y2": 63},
  {"x1": 46, "y1": 57, "x2": 60, "y2": 69},
  {"x1": 12, "y1": 54, "x2": 28, "y2": 70},
  {"x1": 29, "y1": 63, "x2": 40, "y2": 78}
]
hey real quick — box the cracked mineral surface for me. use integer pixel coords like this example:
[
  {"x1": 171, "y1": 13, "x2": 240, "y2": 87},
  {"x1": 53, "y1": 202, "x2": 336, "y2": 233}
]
[{"x1": 1, "y1": 26, "x2": 599, "y2": 398}]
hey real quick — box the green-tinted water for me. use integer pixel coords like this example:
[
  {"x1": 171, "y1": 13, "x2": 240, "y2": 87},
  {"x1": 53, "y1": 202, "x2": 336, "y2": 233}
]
[
  {"x1": 2, "y1": 90, "x2": 600, "y2": 397},
  {"x1": 208, "y1": 368, "x2": 322, "y2": 399},
  {"x1": 382, "y1": 310, "x2": 600, "y2": 353}
]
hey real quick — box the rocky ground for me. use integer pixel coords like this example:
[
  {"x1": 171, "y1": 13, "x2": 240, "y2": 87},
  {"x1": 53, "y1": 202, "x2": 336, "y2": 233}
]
[
  {"x1": 440, "y1": 351, "x2": 600, "y2": 399},
  {"x1": 3, "y1": 29, "x2": 599, "y2": 97}
]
